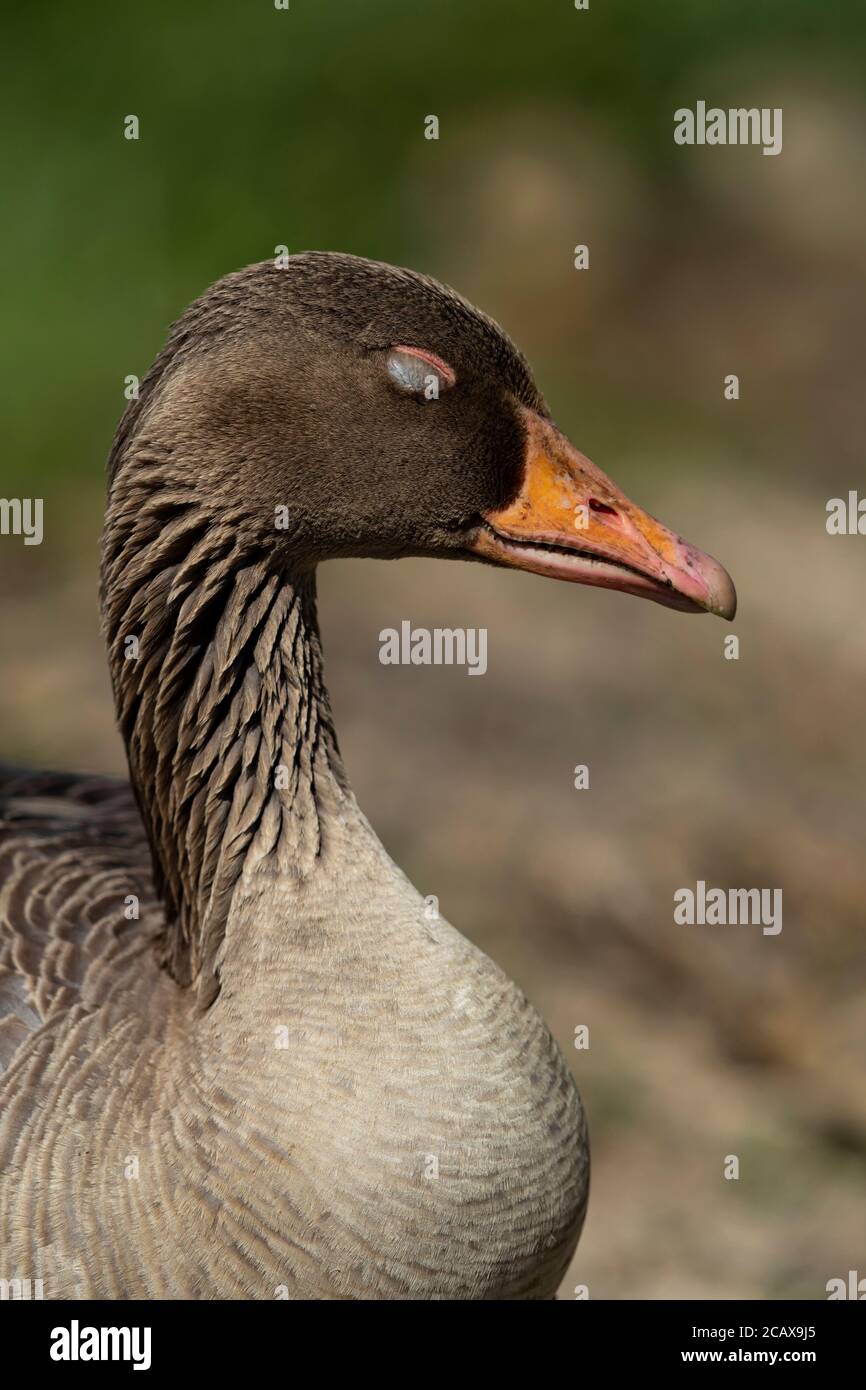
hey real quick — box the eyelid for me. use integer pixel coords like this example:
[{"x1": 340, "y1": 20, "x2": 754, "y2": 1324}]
[{"x1": 391, "y1": 345, "x2": 456, "y2": 387}]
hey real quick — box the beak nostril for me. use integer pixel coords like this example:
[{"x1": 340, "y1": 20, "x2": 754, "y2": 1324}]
[{"x1": 589, "y1": 499, "x2": 618, "y2": 517}]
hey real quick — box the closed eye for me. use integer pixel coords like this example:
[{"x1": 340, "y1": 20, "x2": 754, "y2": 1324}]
[{"x1": 387, "y1": 345, "x2": 456, "y2": 399}]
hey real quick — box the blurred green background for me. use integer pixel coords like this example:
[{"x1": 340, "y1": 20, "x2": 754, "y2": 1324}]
[{"x1": 2, "y1": 0, "x2": 865, "y2": 1298}]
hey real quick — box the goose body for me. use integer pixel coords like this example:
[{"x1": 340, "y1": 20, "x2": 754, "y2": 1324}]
[{"x1": 0, "y1": 253, "x2": 734, "y2": 1299}]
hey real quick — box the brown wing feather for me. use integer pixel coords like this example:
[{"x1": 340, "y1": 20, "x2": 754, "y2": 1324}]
[{"x1": 0, "y1": 766, "x2": 160, "y2": 1071}]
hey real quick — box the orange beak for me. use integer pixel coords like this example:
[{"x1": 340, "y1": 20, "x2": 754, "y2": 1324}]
[{"x1": 468, "y1": 408, "x2": 736, "y2": 619}]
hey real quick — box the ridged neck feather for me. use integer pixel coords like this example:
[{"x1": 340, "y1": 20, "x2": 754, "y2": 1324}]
[{"x1": 100, "y1": 453, "x2": 347, "y2": 1006}]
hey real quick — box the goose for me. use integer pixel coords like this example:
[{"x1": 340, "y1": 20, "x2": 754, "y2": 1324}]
[{"x1": 0, "y1": 252, "x2": 735, "y2": 1300}]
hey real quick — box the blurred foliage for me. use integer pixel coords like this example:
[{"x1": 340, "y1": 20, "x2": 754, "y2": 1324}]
[{"x1": 2, "y1": 0, "x2": 864, "y2": 487}]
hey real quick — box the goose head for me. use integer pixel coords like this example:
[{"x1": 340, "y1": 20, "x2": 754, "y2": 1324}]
[
  {"x1": 116, "y1": 251, "x2": 735, "y2": 620},
  {"x1": 103, "y1": 251, "x2": 736, "y2": 1001}
]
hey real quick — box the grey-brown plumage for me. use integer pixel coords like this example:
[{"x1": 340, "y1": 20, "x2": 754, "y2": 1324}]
[{"x1": 0, "y1": 253, "x2": 588, "y2": 1299}]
